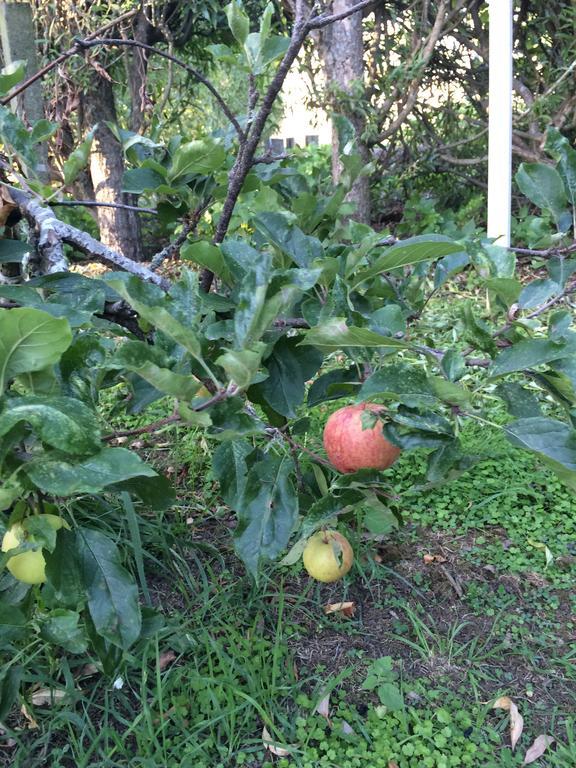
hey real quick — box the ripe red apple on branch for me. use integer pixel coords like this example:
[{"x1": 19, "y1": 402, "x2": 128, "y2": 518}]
[{"x1": 323, "y1": 403, "x2": 401, "y2": 474}]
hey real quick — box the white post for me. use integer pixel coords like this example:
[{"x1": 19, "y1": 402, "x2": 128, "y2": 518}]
[{"x1": 487, "y1": 0, "x2": 513, "y2": 247}]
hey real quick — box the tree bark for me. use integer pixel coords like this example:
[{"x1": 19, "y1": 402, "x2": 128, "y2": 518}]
[
  {"x1": 317, "y1": 0, "x2": 371, "y2": 224},
  {"x1": 81, "y1": 74, "x2": 144, "y2": 261}
]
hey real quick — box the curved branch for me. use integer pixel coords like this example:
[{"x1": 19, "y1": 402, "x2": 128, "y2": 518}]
[{"x1": 74, "y1": 38, "x2": 246, "y2": 141}]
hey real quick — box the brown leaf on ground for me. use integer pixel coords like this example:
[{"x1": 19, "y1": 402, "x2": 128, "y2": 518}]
[
  {"x1": 493, "y1": 696, "x2": 524, "y2": 751},
  {"x1": 158, "y1": 650, "x2": 176, "y2": 671},
  {"x1": 262, "y1": 726, "x2": 295, "y2": 757},
  {"x1": 20, "y1": 704, "x2": 38, "y2": 729},
  {"x1": 523, "y1": 734, "x2": 555, "y2": 764},
  {"x1": 423, "y1": 553, "x2": 447, "y2": 564},
  {"x1": 324, "y1": 601, "x2": 356, "y2": 618},
  {"x1": 315, "y1": 693, "x2": 330, "y2": 719},
  {"x1": 30, "y1": 688, "x2": 68, "y2": 706}
]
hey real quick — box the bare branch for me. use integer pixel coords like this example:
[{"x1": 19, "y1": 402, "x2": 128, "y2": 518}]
[
  {"x1": 51, "y1": 200, "x2": 157, "y2": 214},
  {"x1": 6, "y1": 186, "x2": 169, "y2": 289},
  {"x1": 0, "y1": 9, "x2": 139, "y2": 107},
  {"x1": 307, "y1": 0, "x2": 379, "y2": 30},
  {"x1": 74, "y1": 38, "x2": 246, "y2": 141}
]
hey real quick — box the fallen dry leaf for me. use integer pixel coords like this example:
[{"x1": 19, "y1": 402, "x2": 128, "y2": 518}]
[
  {"x1": 315, "y1": 693, "x2": 331, "y2": 719},
  {"x1": 20, "y1": 704, "x2": 38, "y2": 729},
  {"x1": 158, "y1": 651, "x2": 176, "y2": 671},
  {"x1": 30, "y1": 688, "x2": 68, "y2": 706},
  {"x1": 341, "y1": 720, "x2": 355, "y2": 735},
  {"x1": 0, "y1": 726, "x2": 16, "y2": 748},
  {"x1": 78, "y1": 663, "x2": 99, "y2": 678},
  {"x1": 262, "y1": 726, "x2": 296, "y2": 757},
  {"x1": 388, "y1": 762, "x2": 400, "y2": 768},
  {"x1": 523, "y1": 734, "x2": 555, "y2": 765},
  {"x1": 324, "y1": 601, "x2": 356, "y2": 618},
  {"x1": 423, "y1": 553, "x2": 447, "y2": 564},
  {"x1": 493, "y1": 696, "x2": 524, "y2": 751}
]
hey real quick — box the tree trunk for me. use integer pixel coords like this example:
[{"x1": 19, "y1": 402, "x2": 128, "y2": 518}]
[
  {"x1": 317, "y1": 0, "x2": 371, "y2": 224},
  {"x1": 81, "y1": 74, "x2": 143, "y2": 262}
]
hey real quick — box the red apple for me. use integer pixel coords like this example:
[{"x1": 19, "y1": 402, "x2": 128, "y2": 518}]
[{"x1": 323, "y1": 403, "x2": 401, "y2": 473}]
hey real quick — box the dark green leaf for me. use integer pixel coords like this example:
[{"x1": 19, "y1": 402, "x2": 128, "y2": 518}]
[
  {"x1": 434, "y1": 252, "x2": 470, "y2": 288},
  {"x1": 358, "y1": 364, "x2": 435, "y2": 407},
  {"x1": 461, "y1": 303, "x2": 496, "y2": 355},
  {"x1": 440, "y1": 349, "x2": 466, "y2": 382},
  {"x1": 251, "y1": 336, "x2": 323, "y2": 417},
  {"x1": 181, "y1": 240, "x2": 232, "y2": 284},
  {"x1": 113, "y1": 474, "x2": 175, "y2": 511},
  {"x1": 122, "y1": 167, "x2": 166, "y2": 193},
  {"x1": 491, "y1": 337, "x2": 575, "y2": 376},
  {"x1": 496, "y1": 382, "x2": 542, "y2": 418},
  {"x1": 0, "y1": 603, "x2": 26, "y2": 643},
  {"x1": 516, "y1": 163, "x2": 569, "y2": 229},
  {"x1": 0, "y1": 665, "x2": 21, "y2": 721},
  {"x1": 301, "y1": 490, "x2": 364, "y2": 538},
  {"x1": 40, "y1": 610, "x2": 88, "y2": 654},
  {"x1": 518, "y1": 279, "x2": 561, "y2": 309},
  {"x1": 0, "y1": 239, "x2": 29, "y2": 263},
  {"x1": 44, "y1": 529, "x2": 84, "y2": 607},
  {"x1": 233, "y1": 454, "x2": 298, "y2": 579},
  {"x1": 212, "y1": 439, "x2": 253, "y2": 508},
  {"x1": 0, "y1": 61, "x2": 25, "y2": 95},
  {"x1": 77, "y1": 527, "x2": 141, "y2": 649},
  {"x1": 25, "y1": 448, "x2": 157, "y2": 495},
  {"x1": 368, "y1": 305, "x2": 406, "y2": 337},
  {"x1": 505, "y1": 417, "x2": 576, "y2": 489},
  {"x1": 0, "y1": 396, "x2": 101, "y2": 454},
  {"x1": 307, "y1": 367, "x2": 360, "y2": 407},
  {"x1": 353, "y1": 236, "x2": 461, "y2": 289},
  {"x1": 254, "y1": 212, "x2": 323, "y2": 268}
]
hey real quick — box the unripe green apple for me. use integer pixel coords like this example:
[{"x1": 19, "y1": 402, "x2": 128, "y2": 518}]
[
  {"x1": 1, "y1": 514, "x2": 67, "y2": 585},
  {"x1": 302, "y1": 530, "x2": 353, "y2": 583}
]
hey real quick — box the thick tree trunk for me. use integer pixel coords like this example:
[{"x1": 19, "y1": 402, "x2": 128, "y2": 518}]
[
  {"x1": 317, "y1": 0, "x2": 371, "y2": 224},
  {"x1": 81, "y1": 75, "x2": 143, "y2": 262}
]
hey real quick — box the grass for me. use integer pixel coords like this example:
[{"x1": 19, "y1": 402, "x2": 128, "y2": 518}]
[{"x1": 2, "y1": 379, "x2": 576, "y2": 767}]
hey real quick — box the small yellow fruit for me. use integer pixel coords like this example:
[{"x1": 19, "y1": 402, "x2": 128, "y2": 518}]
[
  {"x1": 302, "y1": 530, "x2": 354, "y2": 583},
  {"x1": 1, "y1": 514, "x2": 67, "y2": 585}
]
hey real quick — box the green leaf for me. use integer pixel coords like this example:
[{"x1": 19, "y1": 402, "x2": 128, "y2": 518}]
[
  {"x1": 352, "y1": 236, "x2": 461, "y2": 289},
  {"x1": 545, "y1": 127, "x2": 576, "y2": 234},
  {"x1": 217, "y1": 345, "x2": 265, "y2": 389},
  {"x1": 212, "y1": 439, "x2": 253, "y2": 508},
  {"x1": 225, "y1": 0, "x2": 250, "y2": 44},
  {"x1": 301, "y1": 490, "x2": 364, "y2": 538},
  {"x1": 516, "y1": 162, "x2": 569, "y2": 230},
  {"x1": 496, "y1": 382, "x2": 542, "y2": 418},
  {"x1": 76, "y1": 527, "x2": 141, "y2": 649},
  {"x1": 44, "y1": 529, "x2": 84, "y2": 607},
  {"x1": 40, "y1": 610, "x2": 88, "y2": 654},
  {"x1": 168, "y1": 138, "x2": 225, "y2": 181},
  {"x1": 369, "y1": 305, "x2": 406, "y2": 337},
  {"x1": 505, "y1": 417, "x2": 576, "y2": 489},
  {"x1": 377, "y1": 683, "x2": 404, "y2": 711},
  {"x1": 233, "y1": 453, "x2": 298, "y2": 579},
  {"x1": 0, "y1": 395, "x2": 101, "y2": 454},
  {"x1": 0, "y1": 308, "x2": 72, "y2": 394},
  {"x1": 422, "y1": 441, "x2": 478, "y2": 488},
  {"x1": 25, "y1": 448, "x2": 157, "y2": 495},
  {"x1": 208, "y1": 398, "x2": 265, "y2": 441},
  {"x1": 307, "y1": 367, "x2": 360, "y2": 407},
  {"x1": 113, "y1": 474, "x2": 176, "y2": 512},
  {"x1": 253, "y1": 212, "x2": 323, "y2": 268},
  {"x1": 63, "y1": 127, "x2": 96, "y2": 185},
  {"x1": 105, "y1": 275, "x2": 204, "y2": 363},
  {"x1": 518, "y1": 279, "x2": 561, "y2": 309},
  {"x1": 358, "y1": 364, "x2": 435, "y2": 407},
  {"x1": 461, "y1": 303, "x2": 496, "y2": 355},
  {"x1": 0, "y1": 239, "x2": 29, "y2": 263},
  {"x1": 0, "y1": 603, "x2": 26, "y2": 643},
  {"x1": 251, "y1": 336, "x2": 323, "y2": 417},
  {"x1": 485, "y1": 277, "x2": 522, "y2": 307},
  {"x1": 181, "y1": 240, "x2": 232, "y2": 284},
  {"x1": 434, "y1": 252, "x2": 470, "y2": 288},
  {"x1": 0, "y1": 665, "x2": 21, "y2": 722},
  {"x1": 0, "y1": 61, "x2": 26, "y2": 96},
  {"x1": 363, "y1": 498, "x2": 398, "y2": 534},
  {"x1": 491, "y1": 337, "x2": 575, "y2": 376},
  {"x1": 428, "y1": 377, "x2": 471, "y2": 408},
  {"x1": 300, "y1": 319, "x2": 409, "y2": 350},
  {"x1": 111, "y1": 341, "x2": 201, "y2": 401},
  {"x1": 440, "y1": 349, "x2": 466, "y2": 382},
  {"x1": 122, "y1": 167, "x2": 166, "y2": 193},
  {"x1": 547, "y1": 257, "x2": 576, "y2": 288}
]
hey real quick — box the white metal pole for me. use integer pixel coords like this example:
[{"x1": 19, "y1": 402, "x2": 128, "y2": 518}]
[{"x1": 487, "y1": 0, "x2": 513, "y2": 247}]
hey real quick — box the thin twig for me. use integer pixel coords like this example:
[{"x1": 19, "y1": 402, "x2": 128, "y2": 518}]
[
  {"x1": 0, "y1": 9, "x2": 139, "y2": 106},
  {"x1": 51, "y1": 200, "x2": 157, "y2": 214},
  {"x1": 74, "y1": 38, "x2": 246, "y2": 141}
]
